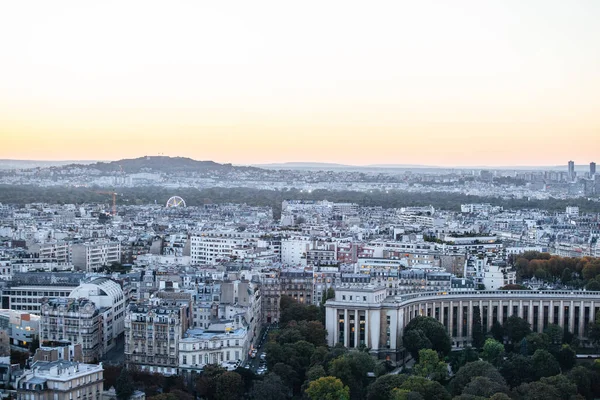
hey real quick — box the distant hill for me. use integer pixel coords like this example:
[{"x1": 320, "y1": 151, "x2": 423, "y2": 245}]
[{"x1": 59, "y1": 156, "x2": 264, "y2": 174}]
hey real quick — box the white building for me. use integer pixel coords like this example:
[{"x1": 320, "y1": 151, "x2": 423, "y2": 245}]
[
  {"x1": 72, "y1": 242, "x2": 121, "y2": 272},
  {"x1": 68, "y1": 278, "x2": 126, "y2": 352},
  {"x1": 15, "y1": 360, "x2": 104, "y2": 400}
]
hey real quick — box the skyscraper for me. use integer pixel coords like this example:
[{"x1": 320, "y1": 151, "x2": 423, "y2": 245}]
[
  {"x1": 591, "y1": 162, "x2": 596, "y2": 177},
  {"x1": 568, "y1": 160, "x2": 575, "y2": 181}
]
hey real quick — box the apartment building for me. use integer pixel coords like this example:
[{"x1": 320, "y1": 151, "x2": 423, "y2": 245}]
[
  {"x1": 124, "y1": 299, "x2": 191, "y2": 375},
  {"x1": 190, "y1": 231, "x2": 261, "y2": 265},
  {"x1": 72, "y1": 242, "x2": 121, "y2": 272},
  {"x1": 28, "y1": 242, "x2": 72, "y2": 264},
  {"x1": 15, "y1": 360, "x2": 104, "y2": 400},
  {"x1": 280, "y1": 269, "x2": 313, "y2": 304},
  {"x1": 39, "y1": 277, "x2": 125, "y2": 362}
]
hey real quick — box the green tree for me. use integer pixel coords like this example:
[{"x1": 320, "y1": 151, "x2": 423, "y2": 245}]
[
  {"x1": 567, "y1": 366, "x2": 593, "y2": 399},
  {"x1": 366, "y1": 374, "x2": 407, "y2": 400},
  {"x1": 306, "y1": 376, "x2": 350, "y2": 400},
  {"x1": 532, "y1": 349, "x2": 560, "y2": 380},
  {"x1": 115, "y1": 369, "x2": 135, "y2": 400},
  {"x1": 329, "y1": 352, "x2": 376, "y2": 400},
  {"x1": 402, "y1": 316, "x2": 451, "y2": 360},
  {"x1": 462, "y1": 376, "x2": 509, "y2": 398},
  {"x1": 249, "y1": 373, "x2": 289, "y2": 400},
  {"x1": 585, "y1": 279, "x2": 600, "y2": 291},
  {"x1": 413, "y1": 349, "x2": 448, "y2": 382},
  {"x1": 561, "y1": 268, "x2": 572, "y2": 284},
  {"x1": 471, "y1": 306, "x2": 484, "y2": 349},
  {"x1": 398, "y1": 376, "x2": 451, "y2": 400},
  {"x1": 482, "y1": 338, "x2": 505, "y2": 367},
  {"x1": 503, "y1": 315, "x2": 531, "y2": 344},
  {"x1": 544, "y1": 324, "x2": 564, "y2": 348},
  {"x1": 557, "y1": 344, "x2": 577, "y2": 371},
  {"x1": 540, "y1": 375, "x2": 578, "y2": 400},
  {"x1": 490, "y1": 320, "x2": 504, "y2": 342},
  {"x1": 499, "y1": 353, "x2": 534, "y2": 388},
  {"x1": 524, "y1": 332, "x2": 550, "y2": 355},
  {"x1": 450, "y1": 361, "x2": 506, "y2": 396},
  {"x1": 215, "y1": 371, "x2": 243, "y2": 400},
  {"x1": 513, "y1": 381, "x2": 562, "y2": 400}
]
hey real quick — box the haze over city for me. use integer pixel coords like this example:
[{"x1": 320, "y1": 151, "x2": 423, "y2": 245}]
[{"x1": 2, "y1": 0, "x2": 600, "y2": 166}]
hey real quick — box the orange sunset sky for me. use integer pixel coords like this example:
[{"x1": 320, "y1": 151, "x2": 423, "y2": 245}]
[{"x1": 1, "y1": 1, "x2": 599, "y2": 166}]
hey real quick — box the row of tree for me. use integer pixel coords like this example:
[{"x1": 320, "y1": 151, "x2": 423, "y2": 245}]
[
  {"x1": 511, "y1": 252, "x2": 600, "y2": 290},
  {"x1": 3, "y1": 185, "x2": 600, "y2": 219}
]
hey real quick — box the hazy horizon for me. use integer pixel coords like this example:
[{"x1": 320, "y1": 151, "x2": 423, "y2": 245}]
[{"x1": 2, "y1": 1, "x2": 599, "y2": 165}]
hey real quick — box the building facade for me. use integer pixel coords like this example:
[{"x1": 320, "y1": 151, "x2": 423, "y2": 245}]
[{"x1": 325, "y1": 286, "x2": 600, "y2": 360}]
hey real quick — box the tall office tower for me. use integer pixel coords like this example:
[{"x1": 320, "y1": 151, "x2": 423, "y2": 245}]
[
  {"x1": 568, "y1": 160, "x2": 575, "y2": 181},
  {"x1": 591, "y1": 162, "x2": 596, "y2": 177}
]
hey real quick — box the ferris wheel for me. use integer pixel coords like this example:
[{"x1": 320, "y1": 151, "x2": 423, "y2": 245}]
[{"x1": 166, "y1": 196, "x2": 186, "y2": 208}]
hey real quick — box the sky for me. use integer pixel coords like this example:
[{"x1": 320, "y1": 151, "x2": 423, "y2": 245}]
[{"x1": 1, "y1": 0, "x2": 599, "y2": 166}]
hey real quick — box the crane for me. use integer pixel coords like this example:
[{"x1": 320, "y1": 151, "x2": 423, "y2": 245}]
[{"x1": 95, "y1": 191, "x2": 117, "y2": 216}]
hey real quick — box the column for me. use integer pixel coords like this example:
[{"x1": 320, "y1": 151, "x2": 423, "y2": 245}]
[
  {"x1": 448, "y1": 301, "x2": 454, "y2": 339},
  {"x1": 458, "y1": 301, "x2": 463, "y2": 338},
  {"x1": 468, "y1": 301, "x2": 473, "y2": 337},
  {"x1": 549, "y1": 301, "x2": 554, "y2": 325},
  {"x1": 488, "y1": 300, "x2": 493, "y2": 330},
  {"x1": 343, "y1": 309, "x2": 349, "y2": 347},
  {"x1": 440, "y1": 302, "x2": 445, "y2": 328},
  {"x1": 519, "y1": 300, "x2": 523, "y2": 319},
  {"x1": 590, "y1": 301, "x2": 596, "y2": 325},
  {"x1": 528, "y1": 300, "x2": 534, "y2": 326},
  {"x1": 579, "y1": 301, "x2": 585, "y2": 336},
  {"x1": 569, "y1": 301, "x2": 575, "y2": 333},
  {"x1": 537, "y1": 302, "x2": 544, "y2": 333},
  {"x1": 509, "y1": 300, "x2": 513, "y2": 317},
  {"x1": 354, "y1": 309, "x2": 359, "y2": 348},
  {"x1": 364, "y1": 310, "x2": 369, "y2": 348},
  {"x1": 559, "y1": 301, "x2": 565, "y2": 330},
  {"x1": 498, "y1": 300, "x2": 504, "y2": 324}
]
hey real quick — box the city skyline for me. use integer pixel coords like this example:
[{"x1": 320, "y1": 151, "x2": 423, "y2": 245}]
[{"x1": 2, "y1": 1, "x2": 599, "y2": 166}]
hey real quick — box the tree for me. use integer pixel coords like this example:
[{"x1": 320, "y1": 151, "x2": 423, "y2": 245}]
[
  {"x1": 448, "y1": 347, "x2": 479, "y2": 374},
  {"x1": 557, "y1": 344, "x2": 576, "y2": 371},
  {"x1": 532, "y1": 349, "x2": 560, "y2": 380},
  {"x1": 402, "y1": 316, "x2": 451, "y2": 360},
  {"x1": 413, "y1": 349, "x2": 448, "y2": 382},
  {"x1": 524, "y1": 332, "x2": 550, "y2": 355},
  {"x1": 490, "y1": 320, "x2": 504, "y2": 342},
  {"x1": 450, "y1": 361, "x2": 506, "y2": 396},
  {"x1": 115, "y1": 369, "x2": 135, "y2": 400},
  {"x1": 321, "y1": 287, "x2": 335, "y2": 306},
  {"x1": 585, "y1": 279, "x2": 600, "y2": 291},
  {"x1": 540, "y1": 375, "x2": 578, "y2": 400},
  {"x1": 561, "y1": 268, "x2": 572, "y2": 284},
  {"x1": 503, "y1": 316, "x2": 531, "y2": 344},
  {"x1": 513, "y1": 381, "x2": 562, "y2": 400},
  {"x1": 249, "y1": 373, "x2": 289, "y2": 400},
  {"x1": 215, "y1": 371, "x2": 243, "y2": 400},
  {"x1": 462, "y1": 376, "x2": 509, "y2": 398},
  {"x1": 545, "y1": 324, "x2": 564, "y2": 348},
  {"x1": 306, "y1": 376, "x2": 350, "y2": 400},
  {"x1": 366, "y1": 374, "x2": 407, "y2": 400},
  {"x1": 329, "y1": 352, "x2": 376, "y2": 400},
  {"x1": 398, "y1": 376, "x2": 451, "y2": 400},
  {"x1": 471, "y1": 306, "x2": 484, "y2": 349},
  {"x1": 499, "y1": 353, "x2": 534, "y2": 388},
  {"x1": 567, "y1": 366, "x2": 593, "y2": 399},
  {"x1": 482, "y1": 338, "x2": 505, "y2": 367}
]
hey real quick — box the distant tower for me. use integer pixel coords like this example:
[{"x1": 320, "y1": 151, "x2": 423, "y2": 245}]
[
  {"x1": 591, "y1": 162, "x2": 596, "y2": 177},
  {"x1": 568, "y1": 160, "x2": 575, "y2": 181}
]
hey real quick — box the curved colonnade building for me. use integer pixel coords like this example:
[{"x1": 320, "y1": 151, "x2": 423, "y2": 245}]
[{"x1": 325, "y1": 285, "x2": 600, "y2": 360}]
